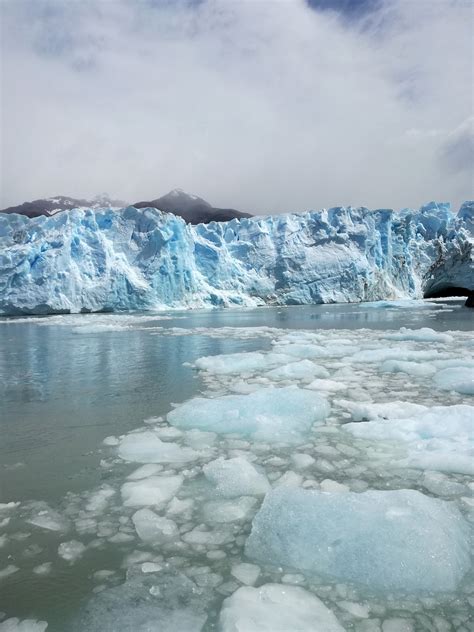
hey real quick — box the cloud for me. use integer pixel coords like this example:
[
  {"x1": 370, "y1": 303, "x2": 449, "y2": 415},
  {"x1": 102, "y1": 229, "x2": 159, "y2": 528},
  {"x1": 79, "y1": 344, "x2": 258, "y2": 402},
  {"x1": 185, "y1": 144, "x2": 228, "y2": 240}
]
[{"x1": 1, "y1": 0, "x2": 472, "y2": 213}]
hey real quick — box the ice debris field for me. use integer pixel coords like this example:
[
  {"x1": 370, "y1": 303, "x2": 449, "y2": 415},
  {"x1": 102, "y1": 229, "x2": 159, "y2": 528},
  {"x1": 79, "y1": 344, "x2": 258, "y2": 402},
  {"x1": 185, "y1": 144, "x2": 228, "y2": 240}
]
[
  {"x1": 0, "y1": 201, "x2": 472, "y2": 315},
  {"x1": 0, "y1": 319, "x2": 473, "y2": 632}
]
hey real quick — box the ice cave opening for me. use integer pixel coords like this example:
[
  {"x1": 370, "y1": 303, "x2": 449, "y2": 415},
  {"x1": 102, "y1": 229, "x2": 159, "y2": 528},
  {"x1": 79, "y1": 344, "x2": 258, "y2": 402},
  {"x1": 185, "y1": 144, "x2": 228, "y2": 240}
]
[{"x1": 423, "y1": 286, "x2": 473, "y2": 307}]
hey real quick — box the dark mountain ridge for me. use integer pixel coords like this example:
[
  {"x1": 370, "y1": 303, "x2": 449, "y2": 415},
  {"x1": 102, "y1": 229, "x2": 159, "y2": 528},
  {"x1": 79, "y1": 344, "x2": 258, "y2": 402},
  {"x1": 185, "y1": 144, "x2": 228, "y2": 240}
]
[
  {"x1": 1, "y1": 189, "x2": 252, "y2": 224},
  {"x1": 132, "y1": 189, "x2": 252, "y2": 224}
]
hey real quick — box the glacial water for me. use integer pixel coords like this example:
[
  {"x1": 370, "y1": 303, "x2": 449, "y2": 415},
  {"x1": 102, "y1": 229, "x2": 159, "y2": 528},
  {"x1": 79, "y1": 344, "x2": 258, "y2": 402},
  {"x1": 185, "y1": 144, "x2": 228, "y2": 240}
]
[{"x1": 0, "y1": 301, "x2": 472, "y2": 631}]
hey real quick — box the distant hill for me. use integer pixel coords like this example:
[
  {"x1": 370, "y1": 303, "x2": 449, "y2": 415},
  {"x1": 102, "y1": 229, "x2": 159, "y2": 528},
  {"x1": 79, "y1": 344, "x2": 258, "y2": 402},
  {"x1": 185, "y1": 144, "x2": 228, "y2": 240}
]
[
  {"x1": 1, "y1": 189, "x2": 252, "y2": 224},
  {"x1": 133, "y1": 189, "x2": 252, "y2": 224},
  {"x1": 0, "y1": 195, "x2": 126, "y2": 218}
]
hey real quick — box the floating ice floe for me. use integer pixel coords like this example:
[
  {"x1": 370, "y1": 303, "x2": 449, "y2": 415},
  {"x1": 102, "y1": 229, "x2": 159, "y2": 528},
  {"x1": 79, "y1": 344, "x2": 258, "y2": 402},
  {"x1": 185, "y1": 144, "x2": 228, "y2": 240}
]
[
  {"x1": 71, "y1": 570, "x2": 213, "y2": 632},
  {"x1": 203, "y1": 457, "x2": 270, "y2": 497},
  {"x1": 0, "y1": 619, "x2": 48, "y2": 632},
  {"x1": 121, "y1": 475, "x2": 183, "y2": 507},
  {"x1": 343, "y1": 403, "x2": 474, "y2": 475},
  {"x1": 218, "y1": 584, "x2": 344, "y2": 632},
  {"x1": 195, "y1": 351, "x2": 292, "y2": 375},
  {"x1": 25, "y1": 502, "x2": 70, "y2": 532},
  {"x1": 167, "y1": 387, "x2": 330, "y2": 442},
  {"x1": 203, "y1": 497, "x2": 258, "y2": 523},
  {"x1": 118, "y1": 431, "x2": 199, "y2": 464},
  {"x1": 0, "y1": 565, "x2": 19, "y2": 580},
  {"x1": 383, "y1": 327, "x2": 453, "y2": 343},
  {"x1": 434, "y1": 367, "x2": 474, "y2": 396},
  {"x1": 380, "y1": 360, "x2": 436, "y2": 377},
  {"x1": 132, "y1": 508, "x2": 179, "y2": 544},
  {"x1": 230, "y1": 562, "x2": 261, "y2": 586},
  {"x1": 246, "y1": 488, "x2": 470, "y2": 593},
  {"x1": 265, "y1": 360, "x2": 330, "y2": 381},
  {"x1": 58, "y1": 540, "x2": 86, "y2": 563}
]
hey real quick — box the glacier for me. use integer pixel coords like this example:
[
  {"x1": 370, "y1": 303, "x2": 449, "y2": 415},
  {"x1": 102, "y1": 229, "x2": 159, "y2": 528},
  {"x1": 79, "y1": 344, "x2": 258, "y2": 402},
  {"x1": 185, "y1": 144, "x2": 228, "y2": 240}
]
[{"x1": 0, "y1": 201, "x2": 472, "y2": 315}]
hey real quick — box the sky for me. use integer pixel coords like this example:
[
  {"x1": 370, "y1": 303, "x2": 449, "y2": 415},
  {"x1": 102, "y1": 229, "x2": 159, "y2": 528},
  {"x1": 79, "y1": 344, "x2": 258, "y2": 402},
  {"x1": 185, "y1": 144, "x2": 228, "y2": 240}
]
[{"x1": 1, "y1": 0, "x2": 473, "y2": 214}]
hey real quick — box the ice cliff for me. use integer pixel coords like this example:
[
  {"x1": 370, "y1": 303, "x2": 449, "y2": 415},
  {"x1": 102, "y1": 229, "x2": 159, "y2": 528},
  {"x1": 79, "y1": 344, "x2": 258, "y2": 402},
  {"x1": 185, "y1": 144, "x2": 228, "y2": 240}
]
[{"x1": 0, "y1": 202, "x2": 472, "y2": 315}]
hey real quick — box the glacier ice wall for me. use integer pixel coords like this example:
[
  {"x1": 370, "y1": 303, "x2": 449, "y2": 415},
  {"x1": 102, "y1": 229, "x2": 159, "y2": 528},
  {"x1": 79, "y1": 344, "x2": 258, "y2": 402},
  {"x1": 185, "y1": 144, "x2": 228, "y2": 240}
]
[{"x1": 0, "y1": 202, "x2": 472, "y2": 315}]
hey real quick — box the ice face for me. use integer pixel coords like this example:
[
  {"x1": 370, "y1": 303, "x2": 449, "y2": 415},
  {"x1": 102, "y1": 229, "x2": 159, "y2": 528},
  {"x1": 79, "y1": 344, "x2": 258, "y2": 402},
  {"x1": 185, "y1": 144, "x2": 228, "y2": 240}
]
[
  {"x1": 167, "y1": 387, "x2": 330, "y2": 442},
  {"x1": 245, "y1": 488, "x2": 470, "y2": 593},
  {"x1": 1, "y1": 203, "x2": 472, "y2": 315},
  {"x1": 218, "y1": 584, "x2": 345, "y2": 632}
]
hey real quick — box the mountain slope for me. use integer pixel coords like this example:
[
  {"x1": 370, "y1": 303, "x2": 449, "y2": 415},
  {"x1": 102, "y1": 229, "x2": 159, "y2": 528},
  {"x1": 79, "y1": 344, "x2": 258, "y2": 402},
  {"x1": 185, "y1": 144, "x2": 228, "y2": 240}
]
[
  {"x1": 1, "y1": 195, "x2": 126, "y2": 218},
  {"x1": 133, "y1": 189, "x2": 252, "y2": 224}
]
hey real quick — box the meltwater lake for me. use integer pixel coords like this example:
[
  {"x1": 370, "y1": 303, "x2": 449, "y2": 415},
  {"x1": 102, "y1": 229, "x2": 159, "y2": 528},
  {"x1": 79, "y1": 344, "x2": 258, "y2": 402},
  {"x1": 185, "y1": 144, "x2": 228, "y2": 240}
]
[{"x1": 0, "y1": 300, "x2": 472, "y2": 631}]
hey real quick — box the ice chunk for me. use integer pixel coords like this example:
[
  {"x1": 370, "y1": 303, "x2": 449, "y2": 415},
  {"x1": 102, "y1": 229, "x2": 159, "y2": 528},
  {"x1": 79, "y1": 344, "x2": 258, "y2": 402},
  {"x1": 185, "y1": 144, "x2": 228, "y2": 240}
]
[
  {"x1": 320, "y1": 479, "x2": 349, "y2": 493},
  {"x1": 434, "y1": 367, "x2": 474, "y2": 396},
  {"x1": 0, "y1": 619, "x2": 48, "y2": 632},
  {"x1": 195, "y1": 352, "x2": 270, "y2": 375},
  {"x1": 291, "y1": 453, "x2": 315, "y2": 469},
  {"x1": 230, "y1": 563, "x2": 261, "y2": 586},
  {"x1": 338, "y1": 400, "x2": 427, "y2": 422},
  {"x1": 166, "y1": 497, "x2": 194, "y2": 516},
  {"x1": 33, "y1": 562, "x2": 52, "y2": 576},
  {"x1": 58, "y1": 540, "x2": 86, "y2": 563},
  {"x1": 265, "y1": 360, "x2": 330, "y2": 381},
  {"x1": 182, "y1": 526, "x2": 233, "y2": 546},
  {"x1": 380, "y1": 360, "x2": 436, "y2": 377},
  {"x1": 71, "y1": 571, "x2": 212, "y2": 632},
  {"x1": 306, "y1": 378, "x2": 347, "y2": 392},
  {"x1": 85, "y1": 488, "x2": 115, "y2": 513},
  {"x1": 118, "y1": 432, "x2": 198, "y2": 464},
  {"x1": 382, "y1": 619, "x2": 414, "y2": 632},
  {"x1": 25, "y1": 502, "x2": 69, "y2": 532},
  {"x1": 203, "y1": 497, "x2": 257, "y2": 523},
  {"x1": 344, "y1": 404, "x2": 474, "y2": 475},
  {"x1": 141, "y1": 562, "x2": 163, "y2": 573},
  {"x1": 168, "y1": 387, "x2": 330, "y2": 443},
  {"x1": 132, "y1": 508, "x2": 179, "y2": 544},
  {"x1": 103, "y1": 435, "x2": 120, "y2": 446},
  {"x1": 274, "y1": 471, "x2": 303, "y2": 488},
  {"x1": 218, "y1": 584, "x2": 344, "y2": 632},
  {"x1": 383, "y1": 327, "x2": 453, "y2": 343},
  {"x1": 0, "y1": 565, "x2": 19, "y2": 580},
  {"x1": 350, "y1": 349, "x2": 439, "y2": 363},
  {"x1": 246, "y1": 488, "x2": 470, "y2": 593},
  {"x1": 121, "y1": 475, "x2": 183, "y2": 507},
  {"x1": 127, "y1": 464, "x2": 163, "y2": 480},
  {"x1": 203, "y1": 457, "x2": 270, "y2": 497}
]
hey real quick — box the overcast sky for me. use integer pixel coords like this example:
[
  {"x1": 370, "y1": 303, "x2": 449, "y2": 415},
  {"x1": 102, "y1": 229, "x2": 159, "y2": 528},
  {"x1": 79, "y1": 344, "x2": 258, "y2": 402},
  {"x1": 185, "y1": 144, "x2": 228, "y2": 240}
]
[{"x1": 1, "y1": 0, "x2": 472, "y2": 213}]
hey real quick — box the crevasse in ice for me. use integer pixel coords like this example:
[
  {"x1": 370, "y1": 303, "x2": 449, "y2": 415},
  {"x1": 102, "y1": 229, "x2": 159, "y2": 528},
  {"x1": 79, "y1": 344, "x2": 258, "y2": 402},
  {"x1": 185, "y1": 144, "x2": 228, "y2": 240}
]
[{"x1": 0, "y1": 201, "x2": 472, "y2": 314}]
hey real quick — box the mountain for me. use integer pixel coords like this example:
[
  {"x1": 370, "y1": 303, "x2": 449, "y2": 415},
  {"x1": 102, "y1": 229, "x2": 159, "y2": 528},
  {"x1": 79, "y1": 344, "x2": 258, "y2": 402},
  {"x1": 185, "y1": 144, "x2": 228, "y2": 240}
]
[
  {"x1": 0, "y1": 201, "x2": 472, "y2": 315},
  {"x1": 1, "y1": 189, "x2": 252, "y2": 224},
  {"x1": 0, "y1": 195, "x2": 126, "y2": 218},
  {"x1": 132, "y1": 189, "x2": 252, "y2": 224}
]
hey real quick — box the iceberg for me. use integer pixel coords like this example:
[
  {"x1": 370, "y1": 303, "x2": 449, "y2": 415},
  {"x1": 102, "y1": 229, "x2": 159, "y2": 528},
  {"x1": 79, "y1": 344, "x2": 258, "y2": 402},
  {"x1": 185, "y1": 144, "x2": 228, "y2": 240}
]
[
  {"x1": 245, "y1": 488, "x2": 470, "y2": 593},
  {"x1": 0, "y1": 202, "x2": 472, "y2": 315},
  {"x1": 71, "y1": 570, "x2": 213, "y2": 632},
  {"x1": 167, "y1": 386, "x2": 331, "y2": 443},
  {"x1": 218, "y1": 584, "x2": 345, "y2": 632}
]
